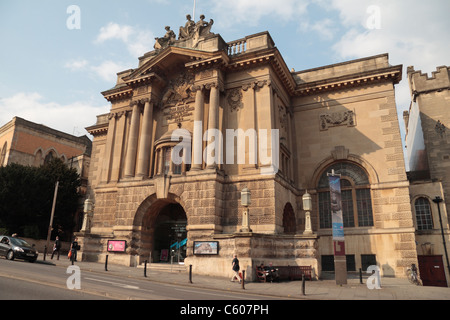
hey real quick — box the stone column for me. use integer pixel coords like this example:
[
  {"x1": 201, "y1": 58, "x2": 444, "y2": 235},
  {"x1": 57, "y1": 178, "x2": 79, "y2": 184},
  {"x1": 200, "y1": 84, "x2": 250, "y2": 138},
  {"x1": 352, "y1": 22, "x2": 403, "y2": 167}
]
[
  {"x1": 101, "y1": 113, "x2": 116, "y2": 183},
  {"x1": 206, "y1": 84, "x2": 219, "y2": 169},
  {"x1": 191, "y1": 85, "x2": 204, "y2": 171},
  {"x1": 136, "y1": 99, "x2": 153, "y2": 177},
  {"x1": 124, "y1": 102, "x2": 140, "y2": 178}
]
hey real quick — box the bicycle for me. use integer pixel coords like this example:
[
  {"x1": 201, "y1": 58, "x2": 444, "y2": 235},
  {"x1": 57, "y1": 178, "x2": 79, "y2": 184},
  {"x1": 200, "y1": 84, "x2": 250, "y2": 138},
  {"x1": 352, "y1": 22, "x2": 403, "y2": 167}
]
[{"x1": 406, "y1": 264, "x2": 421, "y2": 285}]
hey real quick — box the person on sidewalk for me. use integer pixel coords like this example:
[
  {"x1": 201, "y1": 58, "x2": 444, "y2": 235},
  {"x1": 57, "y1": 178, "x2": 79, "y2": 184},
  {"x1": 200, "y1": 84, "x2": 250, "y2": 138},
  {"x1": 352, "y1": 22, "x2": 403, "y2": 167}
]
[
  {"x1": 69, "y1": 237, "x2": 80, "y2": 262},
  {"x1": 231, "y1": 254, "x2": 242, "y2": 283},
  {"x1": 51, "y1": 236, "x2": 61, "y2": 260}
]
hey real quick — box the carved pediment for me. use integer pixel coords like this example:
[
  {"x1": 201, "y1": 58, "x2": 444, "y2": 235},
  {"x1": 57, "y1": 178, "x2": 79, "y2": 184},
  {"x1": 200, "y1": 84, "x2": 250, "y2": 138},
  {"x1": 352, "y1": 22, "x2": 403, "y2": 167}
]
[{"x1": 161, "y1": 72, "x2": 195, "y2": 107}]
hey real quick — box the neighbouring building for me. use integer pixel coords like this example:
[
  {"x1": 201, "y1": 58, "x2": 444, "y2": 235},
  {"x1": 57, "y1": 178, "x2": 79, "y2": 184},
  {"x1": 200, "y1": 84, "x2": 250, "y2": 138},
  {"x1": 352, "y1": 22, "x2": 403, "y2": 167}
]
[
  {"x1": 77, "y1": 15, "x2": 448, "y2": 285},
  {"x1": 0, "y1": 116, "x2": 92, "y2": 231},
  {"x1": 404, "y1": 65, "x2": 450, "y2": 287}
]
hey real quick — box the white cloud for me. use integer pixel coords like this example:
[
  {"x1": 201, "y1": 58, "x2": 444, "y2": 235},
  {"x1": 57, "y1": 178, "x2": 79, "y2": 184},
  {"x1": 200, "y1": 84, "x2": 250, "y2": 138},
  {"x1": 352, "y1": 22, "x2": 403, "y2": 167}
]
[
  {"x1": 300, "y1": 18, "x2": 336, "y2": 40},
  {"x1": 95, "y1": 22, "x2": 155, "y2": 57},
  {"x1": 329, "y1": 0, "x2": 450, "y2": 110},
  {"x1": 64, "y1": 59, "x2": 89, "y2": 71},
  {"x1": 64, "y1": 59, "x2": 130, "y2": 84},
  {"x1": 90, "y1": 60, "x2": 130, "y2": 83},
  {"x1": 0, "y1": 92, "x2": 108, "y2": 136},
  {"x1": 96, "y1": 22, "x2": 135, "y2": 43}
]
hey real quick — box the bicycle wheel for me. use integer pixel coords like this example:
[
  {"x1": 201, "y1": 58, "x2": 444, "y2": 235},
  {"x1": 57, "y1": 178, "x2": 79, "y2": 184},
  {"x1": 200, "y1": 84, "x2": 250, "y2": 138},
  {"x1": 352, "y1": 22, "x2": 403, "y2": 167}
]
[{"x1": 406, "y1": 270, "x2": 415, "y2": 284}]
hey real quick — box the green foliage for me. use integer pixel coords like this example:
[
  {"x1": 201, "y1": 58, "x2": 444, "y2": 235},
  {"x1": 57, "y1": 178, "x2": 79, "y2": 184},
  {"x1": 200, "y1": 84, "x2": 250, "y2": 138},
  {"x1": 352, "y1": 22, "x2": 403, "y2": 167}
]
[{"x1": 0, "y1": 159, "x2": 81, "y2": 239}]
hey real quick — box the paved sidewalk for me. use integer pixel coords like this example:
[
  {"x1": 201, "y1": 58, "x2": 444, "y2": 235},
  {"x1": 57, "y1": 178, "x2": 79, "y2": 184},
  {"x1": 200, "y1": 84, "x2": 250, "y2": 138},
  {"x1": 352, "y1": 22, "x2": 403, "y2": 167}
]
[{"x1": 40, "y1": 255, "x2": 450, "y2": 300}]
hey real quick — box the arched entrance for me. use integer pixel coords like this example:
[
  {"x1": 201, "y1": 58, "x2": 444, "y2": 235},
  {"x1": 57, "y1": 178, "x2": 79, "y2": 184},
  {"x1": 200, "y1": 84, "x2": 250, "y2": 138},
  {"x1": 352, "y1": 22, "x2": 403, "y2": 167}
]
[
  {"x1": 153, "y1": 202, "x2": 187, "y2": 263},
  {"x1": 134, "y1": 196, "x2": 187, "y2": 264}
]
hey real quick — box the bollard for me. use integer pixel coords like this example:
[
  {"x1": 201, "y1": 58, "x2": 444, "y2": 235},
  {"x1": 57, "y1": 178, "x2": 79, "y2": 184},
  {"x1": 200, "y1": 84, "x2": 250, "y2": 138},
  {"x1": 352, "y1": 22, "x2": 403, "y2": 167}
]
[
  {"x1": 241, "y1": 270, "x2": 245, "y2": 290},
  {"x1": 144, "y1": 260, "x2": 147, "y2": 277},
  {"x1": 105, "y1": 254, "x2": 108, "y2": 271},
  {"x1": 302, "y1": 274, "x2": 306, "y2": 295},
  {"x1": 189, "y1": 265, "x2": 193, "y2": 283},
  {"x1": 359, "y1": 268, "x2": 363, "y2": 284},
  {"x1": 43, "y1": 246, "x2": 47, "y2": 261}
]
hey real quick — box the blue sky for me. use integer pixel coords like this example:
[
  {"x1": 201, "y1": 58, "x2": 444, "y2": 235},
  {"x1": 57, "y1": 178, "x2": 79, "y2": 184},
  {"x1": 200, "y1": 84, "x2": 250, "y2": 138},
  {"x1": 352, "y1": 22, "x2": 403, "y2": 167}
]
[{"x1": 0, "y1": 0, "x2": 449, "y2": 148}]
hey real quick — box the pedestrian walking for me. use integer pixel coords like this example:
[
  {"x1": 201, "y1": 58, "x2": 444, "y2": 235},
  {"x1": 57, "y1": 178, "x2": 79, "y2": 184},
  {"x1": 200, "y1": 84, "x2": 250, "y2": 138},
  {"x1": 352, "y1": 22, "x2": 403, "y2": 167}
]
[
  {"x1": 231, "y1": 254, "x2": 242, "y2": 283},
  {"x1": 51, "y1": 236, "x2": 61, "y2": 260},
  {"x1": 69, "y1": 237, "x2": 80, "y2": 262}
]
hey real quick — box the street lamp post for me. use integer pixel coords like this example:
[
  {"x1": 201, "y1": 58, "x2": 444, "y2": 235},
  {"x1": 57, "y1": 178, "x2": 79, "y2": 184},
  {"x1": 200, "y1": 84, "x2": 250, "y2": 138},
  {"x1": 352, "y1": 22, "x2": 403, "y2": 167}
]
[
  {"x1": 432, "y1": 196, "x2": 450, "y2": 278},
  {"x1": 240, "y1": 188, "x2": 252, "y2": 233},
  {"x1": 45, "y1": 181, "x2": 59, "y2": 260},
  {"x1": 302, "y1": 190, "x2": 313, "y2": 234}
]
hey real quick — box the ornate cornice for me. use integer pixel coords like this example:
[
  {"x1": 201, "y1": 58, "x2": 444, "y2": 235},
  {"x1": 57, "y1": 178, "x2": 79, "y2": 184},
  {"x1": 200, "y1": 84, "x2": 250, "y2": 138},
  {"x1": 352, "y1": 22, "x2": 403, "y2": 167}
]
[{"x1": 294, "y1": 65, "x2": 402, "y2": 96}]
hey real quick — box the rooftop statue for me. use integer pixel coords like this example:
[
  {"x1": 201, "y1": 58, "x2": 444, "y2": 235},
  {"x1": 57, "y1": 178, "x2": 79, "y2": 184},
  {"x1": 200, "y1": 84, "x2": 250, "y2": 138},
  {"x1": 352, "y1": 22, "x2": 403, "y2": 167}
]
[
  {"x1": 153, "y1": 15, "x2": 214, "y2": 50},
  {"x1": 178, "y1": 14, "x2": 195, "y2": 40},
  {"x1": 154, "y1": 26, "x2": 176, "y2": 50},
  {"x1": 192, "y1": 14, "x2": 214, "y2": 40}
]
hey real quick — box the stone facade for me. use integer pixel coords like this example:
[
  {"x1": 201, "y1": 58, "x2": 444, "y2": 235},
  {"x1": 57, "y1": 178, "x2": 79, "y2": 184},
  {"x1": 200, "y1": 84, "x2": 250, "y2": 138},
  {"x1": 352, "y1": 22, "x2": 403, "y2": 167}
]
[
  {"x1": 79, "y1": 17, "x2": 421, "y2": 280},
  {"x1": 404, "y1": 66, "x2": 450, "y2": 286}
]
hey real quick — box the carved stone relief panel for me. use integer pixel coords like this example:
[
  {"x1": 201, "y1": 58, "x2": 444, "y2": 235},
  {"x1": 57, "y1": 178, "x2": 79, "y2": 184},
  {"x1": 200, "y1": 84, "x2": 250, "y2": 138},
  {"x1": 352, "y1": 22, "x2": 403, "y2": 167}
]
[
  {"x1": 227, "y1": 88, "x2": 243, "y2": 112},
  {"x1": 319, "y1": 110, "x2": 356, "y2": 131}
]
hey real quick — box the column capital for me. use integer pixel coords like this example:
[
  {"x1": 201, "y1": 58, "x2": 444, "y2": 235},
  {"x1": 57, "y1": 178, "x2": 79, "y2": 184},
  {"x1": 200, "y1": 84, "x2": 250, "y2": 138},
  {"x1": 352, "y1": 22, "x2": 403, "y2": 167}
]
[{"x1": 191, "y1": 84, "x2": 205, "y2": 92}]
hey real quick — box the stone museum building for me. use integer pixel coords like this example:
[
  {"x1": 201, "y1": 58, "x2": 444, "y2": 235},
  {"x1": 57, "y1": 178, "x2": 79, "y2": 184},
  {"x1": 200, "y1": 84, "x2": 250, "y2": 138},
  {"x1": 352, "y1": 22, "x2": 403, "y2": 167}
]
[{"x1": 78, "y1": 16, "x2": 449, "y2": 284}]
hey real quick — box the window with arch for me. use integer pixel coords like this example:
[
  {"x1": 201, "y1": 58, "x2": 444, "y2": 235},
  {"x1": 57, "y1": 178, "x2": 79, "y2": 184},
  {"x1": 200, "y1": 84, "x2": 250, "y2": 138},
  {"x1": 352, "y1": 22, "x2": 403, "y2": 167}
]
[
  {"x1": 318, "y1": 162, "x2": 374, "y2": 228},
  {"x1": 0, "y1": 142, "x2": 7, "y2": 166},
  {"x1": 44, "y1": 151, "x2": 56, "y2": 164},
  {"x1": 414, "y1": 197, "x2": 433, "y2": 230}
]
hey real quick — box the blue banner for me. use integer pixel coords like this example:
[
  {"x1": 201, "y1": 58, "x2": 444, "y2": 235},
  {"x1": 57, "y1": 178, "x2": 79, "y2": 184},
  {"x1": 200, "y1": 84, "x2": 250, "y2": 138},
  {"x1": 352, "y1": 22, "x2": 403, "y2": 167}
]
[{"x1": 328, "y1": 175, "x2": 345, "y2": 240}]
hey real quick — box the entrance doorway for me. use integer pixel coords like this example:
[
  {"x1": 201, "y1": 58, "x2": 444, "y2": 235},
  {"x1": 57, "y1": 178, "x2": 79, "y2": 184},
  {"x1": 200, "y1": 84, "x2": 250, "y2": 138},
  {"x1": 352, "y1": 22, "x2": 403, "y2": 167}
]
[
  {"x1": 418, "y1": 255, "x2": 448, "y2": 287},
  {"x1": 153, "y1": 203, "x2": 187, "y2": 263}
]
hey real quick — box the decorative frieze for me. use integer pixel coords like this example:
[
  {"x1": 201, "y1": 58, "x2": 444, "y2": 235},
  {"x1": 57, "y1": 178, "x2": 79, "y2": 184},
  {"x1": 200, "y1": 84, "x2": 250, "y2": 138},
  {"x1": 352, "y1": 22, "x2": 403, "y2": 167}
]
[{"x1": 319, "y1": 110, "x2": 355, "y2": 131}]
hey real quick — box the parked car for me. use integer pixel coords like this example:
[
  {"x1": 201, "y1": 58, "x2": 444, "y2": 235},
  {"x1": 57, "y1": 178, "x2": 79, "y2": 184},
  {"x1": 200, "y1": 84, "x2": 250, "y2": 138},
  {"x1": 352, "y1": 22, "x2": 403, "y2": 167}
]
[{"x1": 0, "y1": 235, "x2": 38, "y2": 262}]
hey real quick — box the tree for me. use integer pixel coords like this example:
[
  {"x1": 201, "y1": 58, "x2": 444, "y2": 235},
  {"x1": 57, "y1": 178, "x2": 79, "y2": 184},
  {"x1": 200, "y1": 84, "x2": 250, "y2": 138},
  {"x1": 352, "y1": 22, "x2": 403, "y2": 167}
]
[{"x1": 0, "y1": 159, "x2": 81, "y2": 240}]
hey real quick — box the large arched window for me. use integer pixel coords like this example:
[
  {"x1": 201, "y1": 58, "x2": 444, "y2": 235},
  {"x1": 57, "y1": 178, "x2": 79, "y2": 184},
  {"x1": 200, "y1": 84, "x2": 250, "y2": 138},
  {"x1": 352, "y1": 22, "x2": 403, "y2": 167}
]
[
  {"x1": 414, "y1": 197, "x2": 433, "y2": 230},
  {"x1": 0, "y1": 142, "x2": 7, "y2": 166},
  {"x1": 318, "y1": 162, "x2": 374, "y2": 228}
]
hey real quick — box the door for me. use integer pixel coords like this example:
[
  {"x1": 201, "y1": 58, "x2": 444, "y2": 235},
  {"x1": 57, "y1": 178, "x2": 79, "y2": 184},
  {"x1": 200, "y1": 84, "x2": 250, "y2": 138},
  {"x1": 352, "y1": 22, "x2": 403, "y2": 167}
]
[{"x1": 418, "y1": 255, "x2": 448, "y2": 287}]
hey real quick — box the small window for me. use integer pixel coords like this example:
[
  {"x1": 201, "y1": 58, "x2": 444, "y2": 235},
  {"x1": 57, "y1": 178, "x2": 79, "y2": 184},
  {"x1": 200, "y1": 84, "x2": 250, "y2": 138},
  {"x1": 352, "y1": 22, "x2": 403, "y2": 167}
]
[
  {"x1": 321, "y1": 255, "x2": 335, "y2": 271},
  {"x1": 414, "y1": 197, "x2": 433, "y2": 230},
  {"x1": 361, "y1": 254, "x2": 377, "y2": 272}
]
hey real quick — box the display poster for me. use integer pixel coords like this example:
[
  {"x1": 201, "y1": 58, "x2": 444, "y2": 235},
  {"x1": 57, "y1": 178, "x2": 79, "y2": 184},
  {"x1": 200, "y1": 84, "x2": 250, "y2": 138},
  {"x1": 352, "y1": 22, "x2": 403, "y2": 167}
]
[
  {"x1": 107, "y1": 240, "x2": 127, "y2": 252},
  {"x1": 328, "y1": 175, "x2": 345, "y2": 241}
]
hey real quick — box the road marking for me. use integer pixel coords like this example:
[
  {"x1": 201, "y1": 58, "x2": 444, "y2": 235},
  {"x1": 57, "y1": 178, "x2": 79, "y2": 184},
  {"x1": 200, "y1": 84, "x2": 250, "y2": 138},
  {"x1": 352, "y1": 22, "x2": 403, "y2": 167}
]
[{"x1": 85, "y1": 277, "x2": 141, "y2": 290}]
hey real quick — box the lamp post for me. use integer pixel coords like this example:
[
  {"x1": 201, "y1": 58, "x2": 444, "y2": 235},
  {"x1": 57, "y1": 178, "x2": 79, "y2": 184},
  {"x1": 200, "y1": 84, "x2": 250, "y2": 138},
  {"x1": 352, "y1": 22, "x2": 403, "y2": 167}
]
[
  {"x1": 432, "y1": 196, "x2": 450, "y2": 278},
  {"x1": 45, "y1": 181, "x2": 59, "y2": 260},
  {"x1": 240, "y1": 188, "x2": 252, "y2": 233},
  {"x1": 302, "y1": 190, "x2": 313, "y2": 234}
]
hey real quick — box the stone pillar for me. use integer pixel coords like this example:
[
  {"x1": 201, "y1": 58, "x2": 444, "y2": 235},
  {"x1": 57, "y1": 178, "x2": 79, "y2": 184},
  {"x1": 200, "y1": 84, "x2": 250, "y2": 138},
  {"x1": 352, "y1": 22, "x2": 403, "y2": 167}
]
[
  {"x1": 206, "y1": 84, "x2": 219, "y2": 169},
  {"x1": 124, "y1": 102, "x2": 141, "y2": 178},
  {"x1": 136, "y1": 99, "x2": 153, "y2": 177},
  {"x1": 101, "y1": 113, "x2": 116, "y2": 183},
  {"x1": 191, "y1": 86, "x2": 204, "y2": 171}
]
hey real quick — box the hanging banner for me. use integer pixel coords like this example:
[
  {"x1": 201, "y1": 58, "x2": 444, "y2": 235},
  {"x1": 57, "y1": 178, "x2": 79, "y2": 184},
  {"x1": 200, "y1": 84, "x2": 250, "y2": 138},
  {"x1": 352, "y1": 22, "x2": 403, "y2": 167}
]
[{"x1": 328, "y1": 175, "x2": 345, "y2": 241}]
